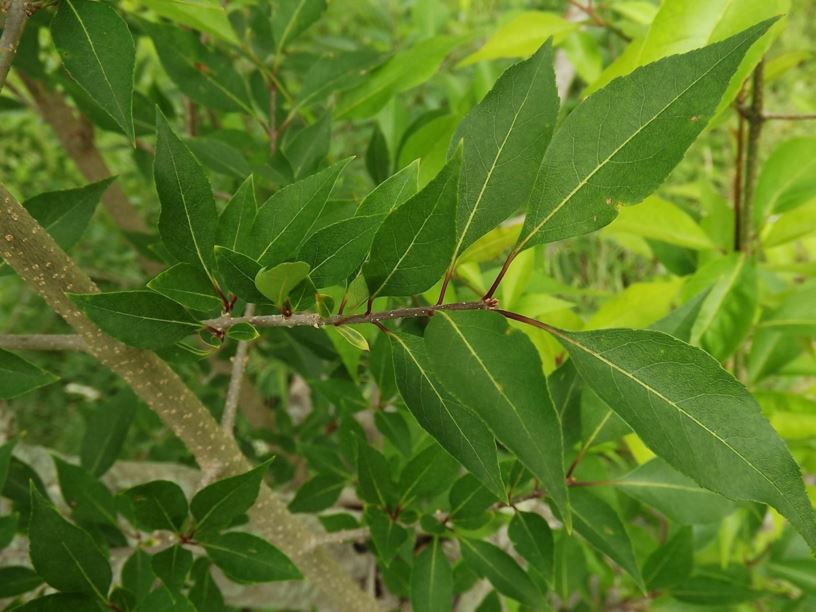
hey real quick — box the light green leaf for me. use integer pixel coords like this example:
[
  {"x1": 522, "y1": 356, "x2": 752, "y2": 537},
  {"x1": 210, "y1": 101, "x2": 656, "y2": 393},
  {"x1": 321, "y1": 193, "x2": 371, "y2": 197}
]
[
  {"x1": 389, "y1": 332, "x2": 505, "y2": 500},
  {"x1": 134, "y1": 0, "x2": 239, "y2": 45},
  {"x1": 69, "y1": 291, "x2": 200, "y2": 350},
  {"x1": 191, "y1": 462, "x2": 268, "y2": 535},
  {"x1": 517, "y1": 20, "x2": 774, "y2": 252},
  {"x1": 271, "y1": 0, "x2": 327, "y2": 52},
  {"x1": 411, "y1": 539, "x2": 453, "y2": 612},
  {"x1": 459, "y1": 538, "x2": 542, "y2": 605},
  {"x1": 51, "y1": 0, "x2": 135, "y2": 140},
  {"x1": 255, "y1": 261, "x2": 311, "y2": 307},
  {"x1": 604, "y1": 195, "x2": 715, "y2": 249},
  {"x1": 753, "y1": 137, "x2": 816, "y2": 225},
  {"x1": 453, "y1": 41, "x2": 558, "y2": 256},
  {"x1": 148, "y1": 263, "x2": 222, "y2": 312},
  {"x1": 756, "y1": 284, "x2": 816, "y2": 336},
  {"x1": 762, "y1": 198, "x2": 816, "y2": 247},
  {"x1": 548, "y1": 325, "x2": 816, "y2": 550},
  {"x1": 398, "y1": 114, "x2": 460, "y2": 189},
  {"x1": 29, "y1": 485, "x2": 112, "y2": 599},
  {"x1": 201, "y1": 532, "x2": 302, "y2": 583},
  {"x1": 22, "y1": 178, "x2": 113, "y2": 252},
  {"x1": 333, "y1": 326, "x2": 369, "y2": 352},
  {"x1": 0, "y1": 349, "x2": 58, "y2": 400},
  {"x1": 570, "y1": 489, "x2": 644, "y2": 590},
  {"x1": 364, "y1": 151, "x2": 460, "y2": 298},
  {"x1": 154, "y1": 112, "x2": 218, "y2": 278},
  {"x1": 459, "y1": 12, "x2": 577, "y2": 65},
  {"x1": 337, "y1": 36, "x2": 464, "y2": 119},
  {"x1": 251, "y1": 159, "x2": 351, "y2": 267},
  {"x1": 298, "y1": 162, "x2": 418, "y2": 288},
  {"x1": 425, "y1": 311, "x2": 569, "y2": 526},
  {"x1": 587, "y1": 279, "x2": 682, "y2": 330}
]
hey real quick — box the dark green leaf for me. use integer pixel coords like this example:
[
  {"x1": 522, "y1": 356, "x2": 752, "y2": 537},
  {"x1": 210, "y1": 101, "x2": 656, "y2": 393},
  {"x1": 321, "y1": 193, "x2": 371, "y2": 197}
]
[
  {"x1": 0, "y1": 566, "x2": 44, "y2": 597},
  {"x1": 152, "y1": 545, "x2": 193, "y2": 591},
  {"x1": 134, "y1": 586, "x2": 196, "y2": 612},
  {"x1": 12, "y1": 593, "x2": 102, "y2": 611},
  {"x1": 189, "y1": 558, "x2": 225, "y2": 612},
  {"x1": 375, "y1": 411, "x2": 412, "y2": 457},
  {"x1": 154, "y1": 111, "x2": 218, "y2": 277},
  {"x1": 453, "y1": 40, "x2": 558, "y2": 255},
  {"x1": 425, "y1": 310, "x2": 568, "y2": 524},
  {"x1": 147, "y1": 263, "x2": 222, "y2": 312},
  {"x1": 55, "y1": 458, "x2": 117, "y2": 526},
  {"x1": 0, "y1": 513, "x2": 19, "y2": 549},
  {"x1": 508, "y1": 511, "x2": 554, "y2": 586},
  {"x1": 29, "y1": 485, "x2": 112, "y2": 599},
  {"x1": 356, "y1": 442, "x2": 396, "y2": 508},
  {"x1": 214, "y1": 246, "x2": 268, "y2": 303},
  {"x1": 459, "y1": 538, "x2": 542, "y2": 605},
  {"x1": 643, "y1": 527, "x2": 693, "y2": 590},
  {"x1": 251, "y1": 159, "x2": 351, "y2": 267},
  {"x1": 288, "y1": 473, "x2": 345, "y2": 513},
  {"x1": 124, "y1": 480, "x2": 188, "y2": 532},
  {"x1": 51, "y1": 0, "x2": 135, "y2": 140},
  {"x1": 122, "y1": 549, "x2": 155, "y2": 602},
  {"x1": 448, "y1": 474, "x2": 498, "y2": 529},
  {"x1": 411, "y1": 539, "x2": 453, "y2": 612},
  {"x1": 364, "y1": 150, "x2": 460, "y2": 298},
  {"x1": 190, "y1": 462, "x2": 268, "y2": 534},
  {"x1": 2, "y1": 457, "x2": 49, "y2": 521},
  {"x1": 216, "y1": 175, "x2": 256, "y2": 252},
  {"x1": 569, "y1": 488, "x2": 644, "y2": 590},
  {"x1": 284, "y1": 113, "x2": 331, "y2": 179},
  {"x1": 22, "y1": 178, "x2": 113, "y2": 252},
  {"x1": 516, "y1": 20, "x2": 774, "y2": 251},
  {"x1": 364, "y1": 506, "x2": 408, "y2": 565},
  {"x1": 201, "y1": 532, "x2": 302, "y2": 583},
  {"x1": 397, "y1": 443, "x2": 460, "y2": 504},
  {"x1": 0, "y1": 440, "x2": 14, "y2": 491},
  {"x1": 69, "y1": 291, "x2": 200, "y2": 349},
  {"x1": 550, "y1": 325, "x2": 816, "y2": 549},
  {"x1": 0, "y1": 348, "x2": 58, "y2": 400},
  {"x1": 81, "y1": 389, "x2": 137, "y2": 477}
]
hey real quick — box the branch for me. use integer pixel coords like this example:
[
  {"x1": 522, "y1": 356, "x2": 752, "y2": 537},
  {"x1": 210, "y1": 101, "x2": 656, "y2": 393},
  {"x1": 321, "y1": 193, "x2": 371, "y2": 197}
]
[
  {"x1": 0, "y1": 186, "x2": 379, "y2": 612},
  {"x1": 0, "y1": 334, "x2": 87, "y2": 352},
  {"x1": 221, "y1": 303, "x2": 255, "y2": 434},
  {"x1": 305, "y1": 527, "x2": 370, "y2": 553},
  {"x1": 762, "y1": 112, "x2": 816, "y2": 121},
  {"x1": 739, "y1": 60, "x2": 766, "y2": 257},
  {"x1": 0, "y1": 0, "x2": 29, "y2": 94}
]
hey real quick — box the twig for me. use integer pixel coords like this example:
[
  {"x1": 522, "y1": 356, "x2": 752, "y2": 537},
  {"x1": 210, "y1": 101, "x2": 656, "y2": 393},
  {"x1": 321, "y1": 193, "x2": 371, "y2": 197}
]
[
  {"x1": 0, "y1": 0, "x2": 29, "y2": 94},
  {"x1": 761, "y1": 112, "x2": 816, "y2": 121},
  {"x1": 221, "y1": 303, "x2": 255, "y2": 434},
  {"x1": 567, "y1": 0, "x2": 631, "y2": 41},
  {"x1": 0, "y1": 334, "x2": 87, "y2": 352},
  {"x1": 733, "y1": 88, "x2": 747, "y2": 252},
  {"x1": 739, "y1": 60, "x2": 766, "y2": 257},
  {"x1": 304, "y1": 527, "x2": 370, "y2": 553}
]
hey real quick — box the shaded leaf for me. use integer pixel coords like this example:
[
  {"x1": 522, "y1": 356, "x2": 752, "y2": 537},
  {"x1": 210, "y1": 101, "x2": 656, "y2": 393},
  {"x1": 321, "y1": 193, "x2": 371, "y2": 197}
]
[
  {"x1": 191, "y1": 462, "x2": 268, "y2": 534},
  {"x1": 411, "y1": 538, "x2": 453, "y2": 612},
  {"x1": 81, "y1": 389, "x2": 137, "y2": 477},
  {"x1": 124, "y1": 480, "x2": 188, "y2": 532},
  {"x1": 152, "y1": 545, "x2": 193, "y2": 591},
  {"x1": 0, "y1": 348, "x2": 58, "y2": 400},
  {"x1": 460, "y1": 538, "x2": 542, "y2": 605},
  {"x1": 147, "y1": 263, "x2": 222, "y2": 312},
  {"x1": 201, "y1": 532, "x2": 302, "y2": 583}
]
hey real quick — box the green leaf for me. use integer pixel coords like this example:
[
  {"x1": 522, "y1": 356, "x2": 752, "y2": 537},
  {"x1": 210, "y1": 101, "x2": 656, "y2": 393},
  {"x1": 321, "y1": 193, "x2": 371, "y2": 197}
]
[
  {"x1": 333, "y1": 326, "x2": 369, "y2": 352},
  {"x1": 516, "y1": 20, "x2": 775, "y2": 252},
  {"x1": 0, "y1": 348, "x2": 58, "y2": 400},
  {"x1": 337, "y1": 36, "x2": 463, "y2": 119},
  {"x1": 762, "y1": 198, "x2": 816, "y2": 247},
  {"x1": 189, "y1": 558, "x2": 225, "y2": 612},
  {"x1": 201, "y1": 532, "x2": 302, "y2": 583},
  {"x1": 460, "y1": 12, "x2": 577, "y2": 65},
  {"x1": 364, "y1": 151, "x2": 460, "y2": 298},
  {"x1": 134, "y1": 586, "x2": 196, "y2": 612},
  {"x1": 643, "y1": 527, "x2": 693, "y2": 590},
  {"x1": 55, "y1": 458, "x2": 117, "y2": 526},
  {"x1": 154, "y1": 111, "x2": 218, "y2": 278},
  {"x1": 569, "y1": 488, "x2": 645, "y2": 591},
  {"x1": 122, "y1": 549, "x2": 155, "y2": 602},
  {"x1": 251, "y1": 159, "x2": 351, "y2": 267},
  {"x1": 190, "y1": 462, "x2": 268, "y2": 534},
  {"x1": 364, "y1": 506, "x2": 408, "y2": 566},
  {"x1": 671, "y1": 566, "x2": 758, "y2": 605},
  {"x1": 255, "y1": 261, "x2": 311, "y2": 307},
  {"x1": 22, "y1": 178, "x2": 113, "y2": 252},
  {"x1": 147, "y1": 263, "x2": 222, "y2": 312},
  {"x1": 375, "y1": 411, "x2": 412, "y2": 457},
  {"x1": 356, "y1": 442, "x2": 396, "y2": 508},
  {"x1": 133, "y1": 0, "x2": 239, "y2": 45},
  {"x1": 0, "y1": 441, "x2": 17, "y2": 493},
  {"x1": 0, "y1": 566, "x2": 44, "y2": 597},
  {"x1": 298, "y1": 162, "x2": 418, "y2": 287},
  {"x1": 2, "y1": 457, "x2": 49, "y2": 522},
  {"x1": 81, "y1": 389, "x2": 137, "y2": 477},
  {"x1": 226, "y1": 323, "x2": 258, "y2": 342},
  {"x1": 453, "y1": 41, "x2": 558, "y2": 255},
  {"x1": 10, "y1": 593, "x2": 101, "y2": 611},
  {"x1": 605, "y1": 195, "x2": 715, "y2": 249},
  {"x1": 124, "y1": 480, "x2": 188, "y2": 532},
  {"x1": 271, "y1": 0, "x2": 327, "y2": 52},
  {"x1": 216, "y1": 175, "x2": 257, "y2": 252},
  {"x1": 397, "y1": 443, "x2": 460, "y2": 505},
  {"x1": 152, "y1": 545, "x2": 193, "y2": 591},
  {"x1": 754, "y1": 137, "x2": 816, "y2": 225},
  {"x1": 29, "y1": 485, "x2": 112, "y2": 599},
  {"x1": 288, "y1": 473, "x2": 345, "y2": 513},
  {"x1": 687, "y1": 254, "x2": 757, "y2": 361},
  {"x1": 448, "y1": 474, "x2": 498, "y2": 529},
  {"x1": 768, "y1": 560, "x2": 816, "y2": 594},
  {"x1": 214, "y1": 246, "x2": 268, "y2": 303},
  {"x1": 508, "y1": 511, "x2": 554, "y2": 586},
  {"x1": 548, "y1": 325, "x2": 816, "y2": 550},
  {"x1": 51, "y1": 0, "x2": 135, "y2": 140},
  {"x1": 390, "y1": 332, "x2": 504, "y2": 500},
  {"x1": 0, "y1": 513, "x2": 19, "y2": 549},
  {"x1": 411, "y1": 539, "x2": 453, "y2": 612},
  {"x1": 69, "y1": 291, "x2": 200, "y2": 350},
  {"x1": 616, "y1": 457, "x2": 736, "y2": 524},
  {"x1": 459, "y1": 538, "x2": 542, "y2": 605},
  {"x1": 283, "y1": 113, "x2": 332, "y2": 179},
  {"x1": 756, "y1": 284, "x2": 816, "y2": 336},
  {"x1": 425, "y1": 310, "x2": 569, "y2": 527}
]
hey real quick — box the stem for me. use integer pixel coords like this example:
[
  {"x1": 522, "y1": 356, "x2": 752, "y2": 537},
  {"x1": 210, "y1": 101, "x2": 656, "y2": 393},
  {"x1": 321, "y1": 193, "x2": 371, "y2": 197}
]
[
  {"x1": 739, "y1": 60, "x2": 766, "y2": 257},
  {"x1": 0, "y1": 186, "x2": 379, "y2": 612},
  {"x1": 221, "y1": 303, "x2": 255, "y2": 434},
  {"x1": 567, "y1": 0, "x2": 631, "y2": 41},
  {"x1": 0, "y1": 0, "x2": 28, "y2": 94},
  {"x1": 483, "y1": 248, "x2": 518, "y2": 300},
  {"x1": 733, "y1": 89, "x2": 747, "y2": 252},
  {"x1": 762, "y1": 112, "x2": 816, "y2": 121},
  {"x1": 0, "y1": 334, "x2": 87, "y2": 352}
]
